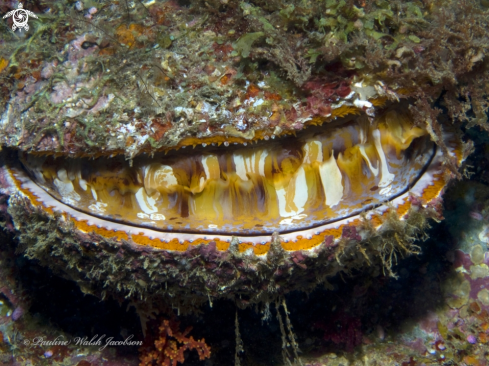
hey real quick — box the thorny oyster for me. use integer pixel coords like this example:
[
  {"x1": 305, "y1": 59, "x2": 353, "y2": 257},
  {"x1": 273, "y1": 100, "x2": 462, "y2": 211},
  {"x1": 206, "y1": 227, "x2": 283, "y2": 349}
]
[{"x1": 0, "y1": 0, "x2": 486, "y2": 309}]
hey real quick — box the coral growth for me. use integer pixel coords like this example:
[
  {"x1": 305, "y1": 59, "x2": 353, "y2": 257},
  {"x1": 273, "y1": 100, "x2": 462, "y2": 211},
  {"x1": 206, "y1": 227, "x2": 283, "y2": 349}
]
[{"x1": 139, "y1": 318, "x2": 211, "y2": 366}]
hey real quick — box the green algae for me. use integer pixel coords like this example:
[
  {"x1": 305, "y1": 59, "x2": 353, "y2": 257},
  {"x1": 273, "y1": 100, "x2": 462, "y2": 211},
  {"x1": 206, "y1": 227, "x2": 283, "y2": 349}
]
[{"x1": 232, "y1": 32, "x2": 264, "y2": 58}]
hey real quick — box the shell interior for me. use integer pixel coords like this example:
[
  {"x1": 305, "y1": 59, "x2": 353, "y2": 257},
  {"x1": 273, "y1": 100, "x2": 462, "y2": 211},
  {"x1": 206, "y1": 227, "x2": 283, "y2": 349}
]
[{"x1": 20, "y1": 110, "x2": 433, "y2": 236}]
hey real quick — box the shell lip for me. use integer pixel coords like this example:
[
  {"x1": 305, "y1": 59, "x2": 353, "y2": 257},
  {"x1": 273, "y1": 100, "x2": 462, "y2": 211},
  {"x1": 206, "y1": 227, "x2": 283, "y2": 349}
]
[
  {"x1": 1, "y1": 103, "x2": 463, "y2": 250},
  {"x1": 12, "y1": 110, "x2": 364, "y2": 159},
  {"x1": 0, "y1": 133, "x2": 459, "y2": 255}
]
